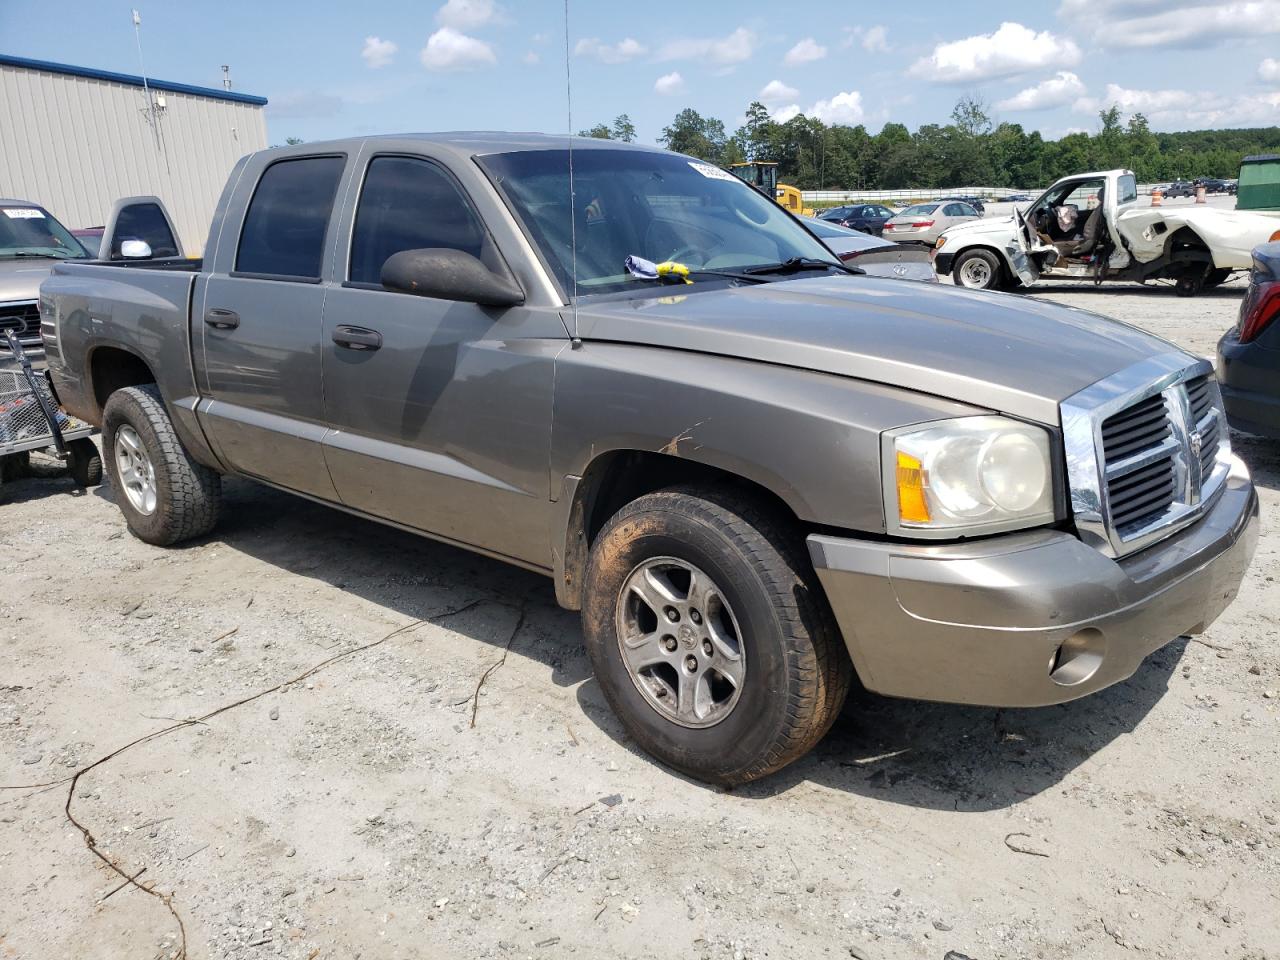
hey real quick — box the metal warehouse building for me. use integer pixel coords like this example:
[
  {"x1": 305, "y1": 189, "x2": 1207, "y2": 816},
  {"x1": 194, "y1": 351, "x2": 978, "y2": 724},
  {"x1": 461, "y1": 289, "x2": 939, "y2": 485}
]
[{"x1": 0, "y1": 54, "x2": 268, "y2": 254}]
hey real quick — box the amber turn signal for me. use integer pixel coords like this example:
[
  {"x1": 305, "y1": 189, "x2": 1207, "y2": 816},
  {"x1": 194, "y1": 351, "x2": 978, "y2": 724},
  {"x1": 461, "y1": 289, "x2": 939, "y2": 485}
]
[{"x1": 896, "y1": 451, "x2": 931, "y2": 524}]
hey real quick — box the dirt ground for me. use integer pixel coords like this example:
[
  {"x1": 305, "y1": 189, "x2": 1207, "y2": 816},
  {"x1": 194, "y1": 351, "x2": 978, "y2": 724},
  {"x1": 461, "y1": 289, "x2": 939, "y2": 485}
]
[{"x1": 2, "y1": 277, "x2": 1278, "y2": 960}]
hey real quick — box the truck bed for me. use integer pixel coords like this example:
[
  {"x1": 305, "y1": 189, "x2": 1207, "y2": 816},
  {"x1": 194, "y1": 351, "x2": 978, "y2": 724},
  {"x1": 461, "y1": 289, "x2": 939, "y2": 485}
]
[{"x1": 41, "y1": 260, "x2": 208, "y2": 454}]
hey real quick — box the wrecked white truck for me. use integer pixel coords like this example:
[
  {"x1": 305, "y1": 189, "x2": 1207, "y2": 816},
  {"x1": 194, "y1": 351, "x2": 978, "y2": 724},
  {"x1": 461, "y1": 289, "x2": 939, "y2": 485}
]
[{"x1": 934, "y1": 168, "x2": 1280, "y2": 295}]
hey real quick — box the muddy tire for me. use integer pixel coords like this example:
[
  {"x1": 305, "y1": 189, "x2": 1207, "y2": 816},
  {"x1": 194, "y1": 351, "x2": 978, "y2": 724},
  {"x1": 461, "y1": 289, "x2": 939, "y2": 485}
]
[
  {"x1": 66, "y1": 437, "x2": 103, "y2": 488},
  {"x1": 952, "y1": 249, "x2": 1003, "y2": 290},
  {"x1": 581, "y1": 486, "x2": 852, "y2": 786},
  {"x1": 102, "y1": 384, "x2": 221, "y2": 545}
]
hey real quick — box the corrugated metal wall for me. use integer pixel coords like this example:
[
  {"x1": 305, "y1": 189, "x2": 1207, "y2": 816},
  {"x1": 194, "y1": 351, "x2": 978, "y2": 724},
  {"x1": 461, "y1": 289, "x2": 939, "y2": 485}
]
[{"x1": 0, "y1": 62, "x2": 267, "y2": 255}]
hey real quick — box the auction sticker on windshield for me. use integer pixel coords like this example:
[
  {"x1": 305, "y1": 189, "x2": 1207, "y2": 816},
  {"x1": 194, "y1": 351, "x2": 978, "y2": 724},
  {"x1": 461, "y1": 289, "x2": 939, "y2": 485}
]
[
  {"x1": 3, "y1": 208, "x2": 45, "y2": 219},
  {"x1": 688, "y1": 162, "x2": 738, "y2": 182}
]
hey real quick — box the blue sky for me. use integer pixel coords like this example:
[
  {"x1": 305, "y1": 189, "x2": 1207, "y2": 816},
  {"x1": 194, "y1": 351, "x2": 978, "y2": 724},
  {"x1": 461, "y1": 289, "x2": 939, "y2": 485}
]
[{"x1": 3, "y1": 0, "x2": 1279, "y2": 145}]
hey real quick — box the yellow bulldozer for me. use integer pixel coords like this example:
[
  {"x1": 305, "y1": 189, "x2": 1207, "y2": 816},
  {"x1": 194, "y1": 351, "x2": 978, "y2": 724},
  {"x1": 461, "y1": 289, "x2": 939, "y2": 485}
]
[{"x1": 727, "y1": 161, "x2": 813, "y2": 217}]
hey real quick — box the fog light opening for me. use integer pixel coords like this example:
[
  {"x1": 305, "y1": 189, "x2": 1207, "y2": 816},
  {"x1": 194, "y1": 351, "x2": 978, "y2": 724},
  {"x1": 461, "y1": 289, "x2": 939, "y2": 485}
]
[{"x1": 1048, "y1": 628, "x2": 1106, "y2": 687}]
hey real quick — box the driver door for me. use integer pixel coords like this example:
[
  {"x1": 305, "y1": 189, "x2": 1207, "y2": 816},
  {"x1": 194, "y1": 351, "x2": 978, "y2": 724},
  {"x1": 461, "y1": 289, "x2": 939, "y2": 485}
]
[
  {"x1": 1007, "y1": 209, "x2": 1041, "y2": 286},
  {"x1": 319, "y1": 152, "x2": 563, "y2": 566}
]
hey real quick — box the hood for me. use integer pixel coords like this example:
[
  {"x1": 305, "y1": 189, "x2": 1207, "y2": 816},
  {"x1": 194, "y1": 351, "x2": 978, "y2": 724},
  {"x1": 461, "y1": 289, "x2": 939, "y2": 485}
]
[
  {"x1": 575, "y1": 276, "x2": 1187, "y2": 425},
  {"x1": 0, "y1": 258, "x2": 54, "y2": 303}
]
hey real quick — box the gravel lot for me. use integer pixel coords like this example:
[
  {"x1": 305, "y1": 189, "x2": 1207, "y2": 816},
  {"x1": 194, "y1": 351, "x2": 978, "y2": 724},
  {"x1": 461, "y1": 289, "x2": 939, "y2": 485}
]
[{"x1": 2, "y1": 276, "x2": 1277, "y2": 960}]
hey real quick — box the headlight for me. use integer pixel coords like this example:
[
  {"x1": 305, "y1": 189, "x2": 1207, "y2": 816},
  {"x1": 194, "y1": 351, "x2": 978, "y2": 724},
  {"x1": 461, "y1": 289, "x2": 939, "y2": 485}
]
[{"x1": 886, "y1": 416, "x2": 1055, "y2": 536}]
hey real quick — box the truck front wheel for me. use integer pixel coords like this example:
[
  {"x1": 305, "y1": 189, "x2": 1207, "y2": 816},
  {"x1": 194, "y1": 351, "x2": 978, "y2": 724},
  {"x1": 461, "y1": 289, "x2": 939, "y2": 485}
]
[
  {"x1": 952, "y1": 249, "x2": 1004, "y2": 290},
  {"x1": 102, "y1": 384, "x2": 221, "y2": 545},
  {"x1": 581, "y1": 486, "x2": 851, "y2": 786}
]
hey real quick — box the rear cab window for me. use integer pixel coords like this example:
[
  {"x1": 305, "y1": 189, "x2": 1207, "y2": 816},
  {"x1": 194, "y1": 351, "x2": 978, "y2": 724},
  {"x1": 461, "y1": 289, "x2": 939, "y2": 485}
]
[
  {"x1": 1117, "y1": 174, "x2": 1138, "y2": 205},
  {"x1": 111, "y1": 202, "x2": 179, "y2": 259},
  {"x1": 235, "y1": 155, "x2": 345, "y2": 281}
]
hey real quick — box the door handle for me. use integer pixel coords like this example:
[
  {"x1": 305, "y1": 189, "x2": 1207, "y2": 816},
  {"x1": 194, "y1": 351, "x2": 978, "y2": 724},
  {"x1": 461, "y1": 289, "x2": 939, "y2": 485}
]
[
  {"x1": 204, "y1": 307, "x2": 240, "y2": 329},
  {"x1": 332, "y1": 325, "x2": 382, "y2": 351}
]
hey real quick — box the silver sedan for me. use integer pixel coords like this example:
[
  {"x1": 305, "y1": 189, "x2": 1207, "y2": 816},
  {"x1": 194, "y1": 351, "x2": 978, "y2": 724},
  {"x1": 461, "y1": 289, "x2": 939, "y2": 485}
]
[{"x1": 882, "y1": 201, "x2": 981, "y2": 246}]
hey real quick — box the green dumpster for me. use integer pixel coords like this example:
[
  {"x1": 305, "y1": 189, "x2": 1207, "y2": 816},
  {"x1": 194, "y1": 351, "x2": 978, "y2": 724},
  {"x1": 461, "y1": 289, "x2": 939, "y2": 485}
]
[{"x1": 1237, "y1": 154, "x2": 1280, "y2": 211}]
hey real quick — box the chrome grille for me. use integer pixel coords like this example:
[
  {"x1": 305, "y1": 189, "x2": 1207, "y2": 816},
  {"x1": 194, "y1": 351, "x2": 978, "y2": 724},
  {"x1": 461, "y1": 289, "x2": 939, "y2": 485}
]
[
  {"x1": 0, "y1": 300, "x2": 41, "y2": 352},
  {"x1": 1061, "y1": 354, "x2": 1231, "y2": 558},
  {"x1": 1100, "y1": 393, "x2": 1177, "y2": 531}
]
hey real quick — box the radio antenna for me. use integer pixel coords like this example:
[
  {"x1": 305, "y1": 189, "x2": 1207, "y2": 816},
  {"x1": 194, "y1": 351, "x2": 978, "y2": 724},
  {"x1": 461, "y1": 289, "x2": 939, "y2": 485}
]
[{"x1": 563, "y1": 0, "x2": 581, "y2": 347}]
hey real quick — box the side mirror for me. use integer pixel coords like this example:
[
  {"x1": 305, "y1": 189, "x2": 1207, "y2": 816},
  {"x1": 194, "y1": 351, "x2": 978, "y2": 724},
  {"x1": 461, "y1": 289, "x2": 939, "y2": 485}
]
[
  {"x1": 120, "y1": 239, "x2": 152, "y2": 259},
  {"x1": 381, "y1": 248, "x2": 524, "y2": 307}
]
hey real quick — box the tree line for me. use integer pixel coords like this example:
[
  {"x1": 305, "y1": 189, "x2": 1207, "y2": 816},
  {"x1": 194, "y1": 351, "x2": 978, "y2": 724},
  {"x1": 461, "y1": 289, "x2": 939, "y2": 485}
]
[{"x1": 578, "y1": 97, "x2": 1280, "y2": 190}]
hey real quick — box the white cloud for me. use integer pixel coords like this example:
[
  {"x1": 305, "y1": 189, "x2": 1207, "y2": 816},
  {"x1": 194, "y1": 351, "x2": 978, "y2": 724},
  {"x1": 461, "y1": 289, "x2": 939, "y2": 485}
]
[
  {"x1": 808, "y1": 90, "x2": 864, "y2": 125},
  {"x1": 360, "y1": 36, "x2": 398, "y2": 69},
  {"x1": 1061, "y1": 0, "x2": 1280, "y2": 48},
  {"x1": 420, "y1": 28, "x2": 497, "y2": 71},
  {"x1": 522, "y1": 50, "x2": 540, "y2": 65},
  {"x1": 997, "y1": 71, "x2": 1087, "y2": 111},
  {"x1": 862, "y1": 25, "x2": 890, "y2": 53},
  {"x1": 766, "y1": 90, "x2": 866, "y2": 125},
  {"x1": 436, "y1": 0, "x2": 502, "y2": 30},
  {"x1": 783, "y1": 37, "x2": 827, "y2": 66},
  {"x1": 1075, "y1": 82, "x2": 1280, "y2": 129},
  {"x1": 1261, "y1": 57, "x2": 1280, "y2": 83},
  {"x1": 909, "y1": 22, "x2": 1081, "y2": 83},
  {"x1": 656, "y1": 27, "x2": 756, "y2": 65},
  {"x1": 574, "y1": 37, "x2": 647, "y2": 63},
  {"x1": 759, "y1": 79, "x2": 799, "y2": 104},
  {"x1": 654, "y1": 71, "x2": 685, "y2": 96}
]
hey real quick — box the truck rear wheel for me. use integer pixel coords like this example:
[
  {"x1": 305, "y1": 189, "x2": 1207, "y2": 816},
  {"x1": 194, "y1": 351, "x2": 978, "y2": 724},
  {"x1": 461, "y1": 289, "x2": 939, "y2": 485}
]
[
  {"x1": 953, "y1": 249, "x2": 1003, "y2": 290},
  {"x1": 102, "y1": 384, "x2": 221, "y2": 545},
  {"x1": 581, "y1": 486, "x2": 851, "y2": 786}
]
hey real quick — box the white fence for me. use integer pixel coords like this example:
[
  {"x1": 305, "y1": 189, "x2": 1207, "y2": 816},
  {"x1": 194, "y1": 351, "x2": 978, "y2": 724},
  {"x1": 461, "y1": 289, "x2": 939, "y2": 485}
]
[
  {"x1": 802, "y1": 183, "x2": 1170, "y2": 204},
  {"x1": 801, "y1": 187, "x2": 1027, "y2": 203}
]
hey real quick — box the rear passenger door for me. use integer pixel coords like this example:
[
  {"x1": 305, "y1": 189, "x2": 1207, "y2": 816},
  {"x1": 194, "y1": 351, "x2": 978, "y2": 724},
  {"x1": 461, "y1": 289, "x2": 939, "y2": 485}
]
[
  {"x1": 319, "y1": 152, "x2": 563, "y2": 566},
  {"x1": 196, "y1": 153, "x2": 351, "y2": 499}
]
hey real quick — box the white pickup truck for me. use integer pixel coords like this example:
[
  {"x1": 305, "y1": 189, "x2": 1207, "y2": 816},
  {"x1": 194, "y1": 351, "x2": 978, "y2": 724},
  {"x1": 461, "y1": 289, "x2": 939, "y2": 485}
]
[{"x1": 933, "y1": 168, "x2": 1280, "y2": 296}]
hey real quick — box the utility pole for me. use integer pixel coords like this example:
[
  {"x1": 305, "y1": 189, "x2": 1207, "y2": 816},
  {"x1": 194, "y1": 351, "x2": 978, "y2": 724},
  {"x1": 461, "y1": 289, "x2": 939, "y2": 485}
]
[{"x1": 222, "y1": 65, "x2": 231, "y2": 91}]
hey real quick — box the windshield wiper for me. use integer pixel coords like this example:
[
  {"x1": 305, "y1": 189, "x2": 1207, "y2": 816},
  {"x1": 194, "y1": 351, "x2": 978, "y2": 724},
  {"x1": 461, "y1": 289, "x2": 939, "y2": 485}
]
[
  {"x1": 4, "y1": 251, "x2": 75, "y2": 260},
  {"x1": 743, "y1": 257, "x2": 861, "y2": 277}
]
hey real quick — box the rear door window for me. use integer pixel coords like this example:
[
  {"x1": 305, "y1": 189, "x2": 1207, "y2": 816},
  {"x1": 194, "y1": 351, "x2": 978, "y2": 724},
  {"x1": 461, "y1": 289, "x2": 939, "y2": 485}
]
[
  {"x1": 111, "y1": 202, "x2": 179, "y2": 259},
  {"x1": 348, "y1": 155, "x2": 493, "y2": 286},
  {"x1": 235, "y1": 156, "x2": 345, "y2": 280}
]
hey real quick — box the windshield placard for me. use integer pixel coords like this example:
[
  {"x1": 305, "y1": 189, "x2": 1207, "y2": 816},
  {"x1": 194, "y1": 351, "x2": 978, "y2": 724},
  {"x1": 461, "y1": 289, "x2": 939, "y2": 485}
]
[
  {"x1": 3, "y1": 208, "x2": 45, "y2": 219},
  {"x1": 687, "y1": 162, "x2": 738, "y2": 182}
]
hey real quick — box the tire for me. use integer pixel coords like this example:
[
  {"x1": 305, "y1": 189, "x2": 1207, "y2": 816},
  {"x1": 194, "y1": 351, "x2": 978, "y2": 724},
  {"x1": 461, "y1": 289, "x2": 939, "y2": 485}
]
[
  {"x1": 1175, "y1": 268, "x2": 1206, "y2": 298},
  {"x1": 952, "y1": 249, "x2": 1003, "y2": 290},
  {"x1": 581, "y1": 485, "x2": 852, "y2": 786},
  {"x1": 101, "y1": 384, "x2": 221, "y2": 545},
  {"x1": 66, "y1": 437, "x2": 103, "y2": 488},
  {"x1": 0, "y1": 451, "x2": 29, "y2": 483}
]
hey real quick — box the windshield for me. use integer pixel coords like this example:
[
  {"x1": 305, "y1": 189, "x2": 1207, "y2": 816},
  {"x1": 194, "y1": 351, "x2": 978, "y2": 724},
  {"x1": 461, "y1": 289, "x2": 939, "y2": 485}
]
[
  {"x1": 898, "y1": 204, "x2": 939, "y2": 217},
  {"x1": 478, "y1": 148, "x2": 838, "y2": 296},
  {"x1": 0, "y1": 205, "x2": 89, "y2": 259}
]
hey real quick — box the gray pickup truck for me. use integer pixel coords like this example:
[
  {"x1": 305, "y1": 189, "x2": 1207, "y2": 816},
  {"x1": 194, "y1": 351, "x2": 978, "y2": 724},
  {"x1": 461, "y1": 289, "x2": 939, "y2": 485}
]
[{"x1": 41, "y1": 135, "x2": 1259, "y2": 785}]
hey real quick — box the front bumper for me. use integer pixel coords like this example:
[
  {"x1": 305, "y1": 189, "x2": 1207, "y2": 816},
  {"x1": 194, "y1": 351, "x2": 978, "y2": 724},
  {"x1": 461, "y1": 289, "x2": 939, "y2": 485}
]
[
  {"x1": 807, "y1": 457, "x2": 1259, "y2": 707},
  {"x1": 932, "y1": 250, "x2": 955, "y2": 276}
]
